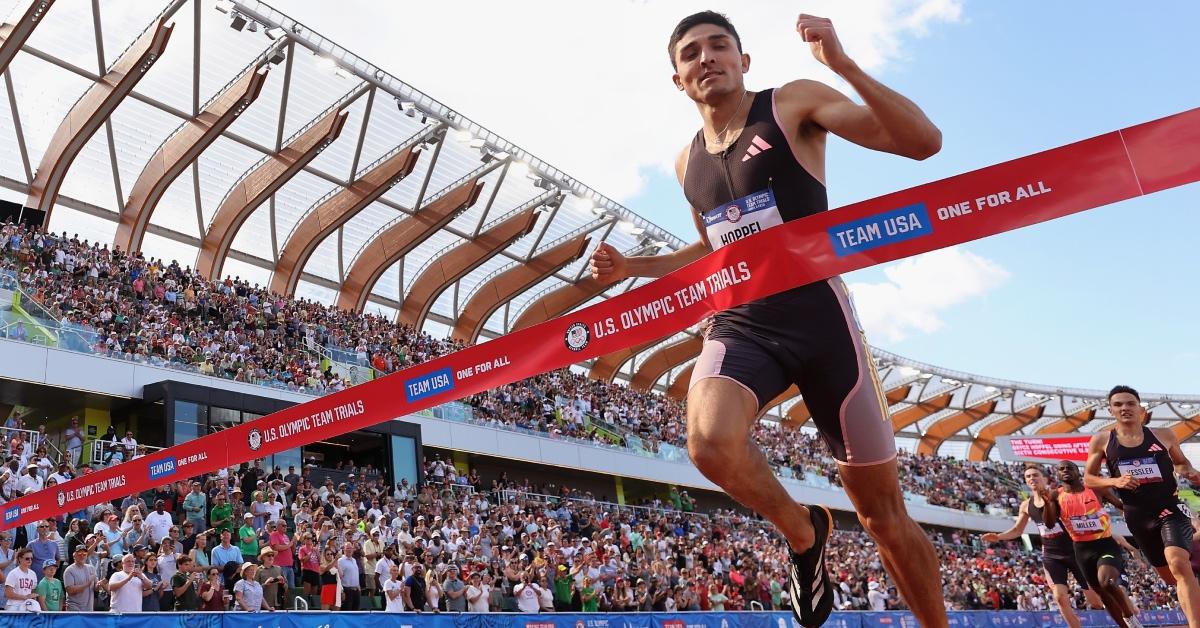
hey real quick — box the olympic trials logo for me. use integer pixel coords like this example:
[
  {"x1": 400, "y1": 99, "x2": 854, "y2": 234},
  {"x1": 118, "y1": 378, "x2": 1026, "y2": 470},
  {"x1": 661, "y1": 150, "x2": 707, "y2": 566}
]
[
  {"x1": 564, "y1": 322, "x2": 590, "y2": 352},
  {"x1": 56, "y1": 491, "x2": 66, "y2": 508},
  {"x1": 724, "y1": 204, "x2": 742, "y2": 223},
  {"x1": 248, "y1": 428, "x2": 263, "y2": 452}
]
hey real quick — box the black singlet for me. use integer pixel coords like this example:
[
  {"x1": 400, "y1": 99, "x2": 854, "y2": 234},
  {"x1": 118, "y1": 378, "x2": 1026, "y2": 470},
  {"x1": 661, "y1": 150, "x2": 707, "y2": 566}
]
[
  {"x1": 682, "y1": 88, "x2": 828, "y2": 328},
  {"x1": 1029, "y1": 497, "x2": 1074, "y2": 558},
  {"x1": 1104, "y1": 427, "x2": 1178, "y2": 514}
]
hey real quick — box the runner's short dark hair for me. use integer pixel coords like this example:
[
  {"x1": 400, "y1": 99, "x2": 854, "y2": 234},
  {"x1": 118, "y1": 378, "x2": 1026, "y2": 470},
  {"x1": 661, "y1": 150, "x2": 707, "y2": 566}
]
[
  {"x1": 668, "y1": 11, "x2": 742, "y2": 69},
  {"x1": 1108, "y1": 384, "x2": 1140, "y2": 402}
]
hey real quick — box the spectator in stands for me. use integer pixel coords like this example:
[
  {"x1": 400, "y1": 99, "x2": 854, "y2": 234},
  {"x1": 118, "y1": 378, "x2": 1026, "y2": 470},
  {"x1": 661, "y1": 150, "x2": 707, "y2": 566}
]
[
  {"x1": 171, "y1": 555, "x2": 200, "y2": 611},
  {"x1": 257, "y1": 547, "x2": 286, "y2": 610},
  {"x1": 63, "y1": 417, "x2": 83, "y2": 467},
  {"x1": 4, "y1": 549, "x2": 37, "y2": 612},
  {"x1": 145, "y1": 500, "x2": 174, "y2": 544},
  {"x1": 210, "y1": 530, "x2": 242, "y2": 583},
  {"x1": 63, "y1": 545, "x2": 98, "y2": 611},
  {"x1": 198, "y1": 566, "x2": 226, "y2": 611},
  {"x1": 34, "y1": 559, "x2": 64, "y2": 611},
  {"x1": 402, "y1": 563, "x2": 426, "y2": 614},
  {"x1": 337, "y1": 541, "x2": 361, "y2": 611},
  {"x1": 183, "y1": 482, "x2": 207, "y2": 531},
  {"x1": 234, "y1": 562, "x2": 270, "y2": 611},
  {"x1": 384, "y1": 562, "x2": 406, "y2": 611},
  {"x1": 106, "y1": 553, "x2": 150, "y2": 612}
]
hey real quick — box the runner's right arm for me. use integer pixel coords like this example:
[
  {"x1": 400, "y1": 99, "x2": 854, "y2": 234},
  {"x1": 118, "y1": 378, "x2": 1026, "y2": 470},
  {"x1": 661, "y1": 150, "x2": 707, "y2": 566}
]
[
  {"x1": 589, "y1": 148, "x2": 711, "y2": 283},
  {"x1": 1040, "y1": 490, "x2": 1060, "y2": 527},
  {"x1": 982, "y1": 500, "x2": 1031, "y2": 543}
]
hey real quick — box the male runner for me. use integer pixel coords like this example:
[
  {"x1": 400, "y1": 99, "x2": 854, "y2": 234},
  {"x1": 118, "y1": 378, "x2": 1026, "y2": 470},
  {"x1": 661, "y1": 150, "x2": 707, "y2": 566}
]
[
  {"x1": 1084, "y1": 385, "x2": 1200, "y2": 628},
  {"x1": 589, "y1": 11, "x2": 943, "y2": 627},
  {"x1": 983, "y1": 464, "x2": 1103, "y2": 628},
  {"x1": 1043, "y1": 460, "x2": 1143, "y2": 628}
]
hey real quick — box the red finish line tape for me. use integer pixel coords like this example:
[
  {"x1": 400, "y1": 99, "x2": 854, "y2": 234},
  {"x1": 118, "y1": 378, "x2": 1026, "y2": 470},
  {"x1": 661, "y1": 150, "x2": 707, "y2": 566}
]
[{"x1": 5, "y1": 108, "x2": 1199, "y2": 529}]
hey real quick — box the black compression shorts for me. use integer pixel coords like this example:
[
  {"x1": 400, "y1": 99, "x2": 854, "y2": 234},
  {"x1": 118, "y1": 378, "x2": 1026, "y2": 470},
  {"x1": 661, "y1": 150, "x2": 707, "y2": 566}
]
[
  {"x1": 1043, "y1": 553, "x2": 1088, "y2": 587},
  {"x1": 1074, "y1": 537, "x2": 1126, "y2": 589},
  {"x1": 1126, "y1": 504, "x2": 1195, "y2": 568},
  {"x1": 690, "y1": 278, "x2": 895, "y2": 465}
]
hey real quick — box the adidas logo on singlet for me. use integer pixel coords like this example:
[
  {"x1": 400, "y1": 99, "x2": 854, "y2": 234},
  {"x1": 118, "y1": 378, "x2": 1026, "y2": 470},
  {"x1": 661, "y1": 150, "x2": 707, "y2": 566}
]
[
  {"x1": 1148, "y1": 443, "x2": 1164, "y2": 452},
  {"x1": 742, "y1": 135, "x2": 773, "y2": 162}
]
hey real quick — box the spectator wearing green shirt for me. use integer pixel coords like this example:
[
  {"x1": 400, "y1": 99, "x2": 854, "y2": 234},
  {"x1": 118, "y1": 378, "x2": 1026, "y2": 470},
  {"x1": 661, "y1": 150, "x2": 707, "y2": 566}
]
[
  {"x1": 35, "y1": 561, "x2": 64, "y2": 611},
  {"x1": 238, "y1": 514, "x2": 259, "y2": 562},
  {"x1": 581, "y1": 577, "x2": 599, "y2": 612},
  {"x1": 668, "y1": 487, "x2": 682, "y2": 510},
  {"x1": 210, "y1": 493, "x2": 233, "y2": 534},
  {"x1": 553, "y1": 564, "x2": 573, "y2": 611},
  {"x1": 680, "y1": 490, "x2": 695, "y2": 513}
]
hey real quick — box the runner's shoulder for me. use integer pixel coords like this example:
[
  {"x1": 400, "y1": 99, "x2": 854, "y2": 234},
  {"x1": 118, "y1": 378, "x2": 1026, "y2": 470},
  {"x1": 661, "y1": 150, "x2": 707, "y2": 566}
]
[
  {"x1": 775, "y1": 80, "x2": 842, "y2": 109},
  {"x1": 675, "y1": 145, "x2": 690, "y2": 184}
]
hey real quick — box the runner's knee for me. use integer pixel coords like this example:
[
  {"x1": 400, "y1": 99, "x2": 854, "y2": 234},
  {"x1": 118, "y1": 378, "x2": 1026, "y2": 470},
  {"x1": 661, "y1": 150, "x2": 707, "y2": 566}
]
[{"x1": 856, "y1": 502, "x2": 911, "y2": 547}]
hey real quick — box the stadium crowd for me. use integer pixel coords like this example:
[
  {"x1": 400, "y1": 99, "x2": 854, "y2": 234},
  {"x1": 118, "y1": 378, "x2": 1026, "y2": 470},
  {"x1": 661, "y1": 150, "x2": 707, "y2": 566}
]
[
  {"x1": 0, "y1": 452, "x2": 1181, "y2": 614},
  {"x1": 0, "y1": 220, "x2": 1181, "y2": 614}
]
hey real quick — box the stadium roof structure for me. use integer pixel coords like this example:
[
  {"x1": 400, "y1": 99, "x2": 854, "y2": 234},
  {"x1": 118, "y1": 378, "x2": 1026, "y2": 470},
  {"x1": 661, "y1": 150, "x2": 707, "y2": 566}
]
[
  {"x1": 2, "y1": 0, "x2": 1197, "y2": 458},
  {"x1": 0, "y1": 0, "x2": 685, "y2": 342}
]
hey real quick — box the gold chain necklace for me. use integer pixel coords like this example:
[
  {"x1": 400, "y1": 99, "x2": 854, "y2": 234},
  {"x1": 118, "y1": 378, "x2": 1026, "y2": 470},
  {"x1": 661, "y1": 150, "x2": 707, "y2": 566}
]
[{"x1": 712, "y1": 90, "x2": 748, "y2": 148}]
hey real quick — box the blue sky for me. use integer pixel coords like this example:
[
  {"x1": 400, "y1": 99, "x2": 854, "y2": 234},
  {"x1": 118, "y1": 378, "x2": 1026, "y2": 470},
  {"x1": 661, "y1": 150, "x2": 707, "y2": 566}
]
[{"x1": 622, "y1": 2, "x2": 1200, "y2": 393}]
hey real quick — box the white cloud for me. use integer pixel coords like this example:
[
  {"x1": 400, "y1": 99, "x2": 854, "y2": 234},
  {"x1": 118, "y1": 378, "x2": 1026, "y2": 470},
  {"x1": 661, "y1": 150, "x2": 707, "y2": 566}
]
[
  {"x1": 284, "y1": 1, "x2": 962, "y2": 206},
  {"x1": 847, "y1": 246, "x2": 1010, "y2": 343}
]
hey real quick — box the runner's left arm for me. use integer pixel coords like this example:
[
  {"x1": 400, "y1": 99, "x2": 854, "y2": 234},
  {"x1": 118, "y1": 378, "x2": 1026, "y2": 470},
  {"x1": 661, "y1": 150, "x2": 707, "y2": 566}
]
[
  {"x1": 1084, "y1": 433, "x2": 1137, "y2": 491},
  {"x1": 1096, "y1": 486, "x2": 1125, "y2": 512},
  {"x1": 778, "y1": 14, "x2": 941, "y2": 160},
  {"x1": 1156, "y1": 428, "x2": 1200, "y2": 483},
  {"x1": 1113, "y1": 534, "x2": 1139, "y2": 556}
]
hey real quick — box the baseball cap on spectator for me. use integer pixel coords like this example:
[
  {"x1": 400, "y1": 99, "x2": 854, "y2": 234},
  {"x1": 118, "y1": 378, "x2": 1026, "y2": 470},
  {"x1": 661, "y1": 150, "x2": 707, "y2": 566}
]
[
  {"x1": 243, "y1": 513, "x2": 253, "y2": 519},
  {"x1": 259, "y1": 547, "x2": 276, "y2": 557},
  {"x1": 43, "y1": 560, "x2": 56, "y2": 569}
]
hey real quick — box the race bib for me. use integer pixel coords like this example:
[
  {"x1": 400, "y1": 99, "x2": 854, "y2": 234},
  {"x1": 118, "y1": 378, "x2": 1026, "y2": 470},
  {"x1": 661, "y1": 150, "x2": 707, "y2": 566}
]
[
  {"x1": 1069, "y1": 515, "x2": 1104, "y2": 534},
  {"x1": 702, "y1": 188, "x2": 784, "y2": 250},
  {"x1": 1117, "y1": 457, "x2": 1164, "y2": 484},
  {"x1": 1037, "y1": 522, "x2": 1064, "y2": 537}
]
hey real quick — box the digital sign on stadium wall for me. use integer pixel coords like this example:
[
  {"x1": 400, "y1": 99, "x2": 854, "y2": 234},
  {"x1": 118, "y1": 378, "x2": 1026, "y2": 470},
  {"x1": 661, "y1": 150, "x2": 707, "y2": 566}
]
[{"x1": 995, "y1": 434, "x2": 1092, "y2": 463}]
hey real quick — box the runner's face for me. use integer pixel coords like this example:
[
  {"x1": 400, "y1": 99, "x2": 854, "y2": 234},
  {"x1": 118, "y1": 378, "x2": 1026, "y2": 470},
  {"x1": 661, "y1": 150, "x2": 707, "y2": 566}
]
[
  {"x1": 1056, "y1": 462, "x2": 1079, "y2": 484},
  {"x1": 1023, "y1": 469, "x2": 1045, "y2": 490},
  {"x1": 1108, "y1": 393, "x2": 1144, "y2": 427},
  {"x1": 671, "y1": 25, "x2": 747, "y2": 102}
]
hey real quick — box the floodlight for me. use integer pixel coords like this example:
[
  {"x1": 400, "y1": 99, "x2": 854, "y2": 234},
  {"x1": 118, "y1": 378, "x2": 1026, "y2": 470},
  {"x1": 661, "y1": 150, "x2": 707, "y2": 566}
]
[
  {"x1": 229, "y1": 13, "x2": 246, "y2": 31},
  {"x1": 451, "y1": 128, "x2": 474, "y2": 143},
  {"x1": 265, "y1": 26, "x2": 286, "y2": 40},
  {"x1": 268, "y1": 50, "x2": 286, "y2": 65},
  {"x1": 630, "y1": 227, "x2": 645, "y2": 236},
  {"x1": 468, "y1": 137, "x2": 485, "y2": 149},
  {"x1": 491, "y1": 150, "x2": 510, "y2": 160},
  {"x1": 246, "y1": 20, "x2": 258, "y2": 33}
]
